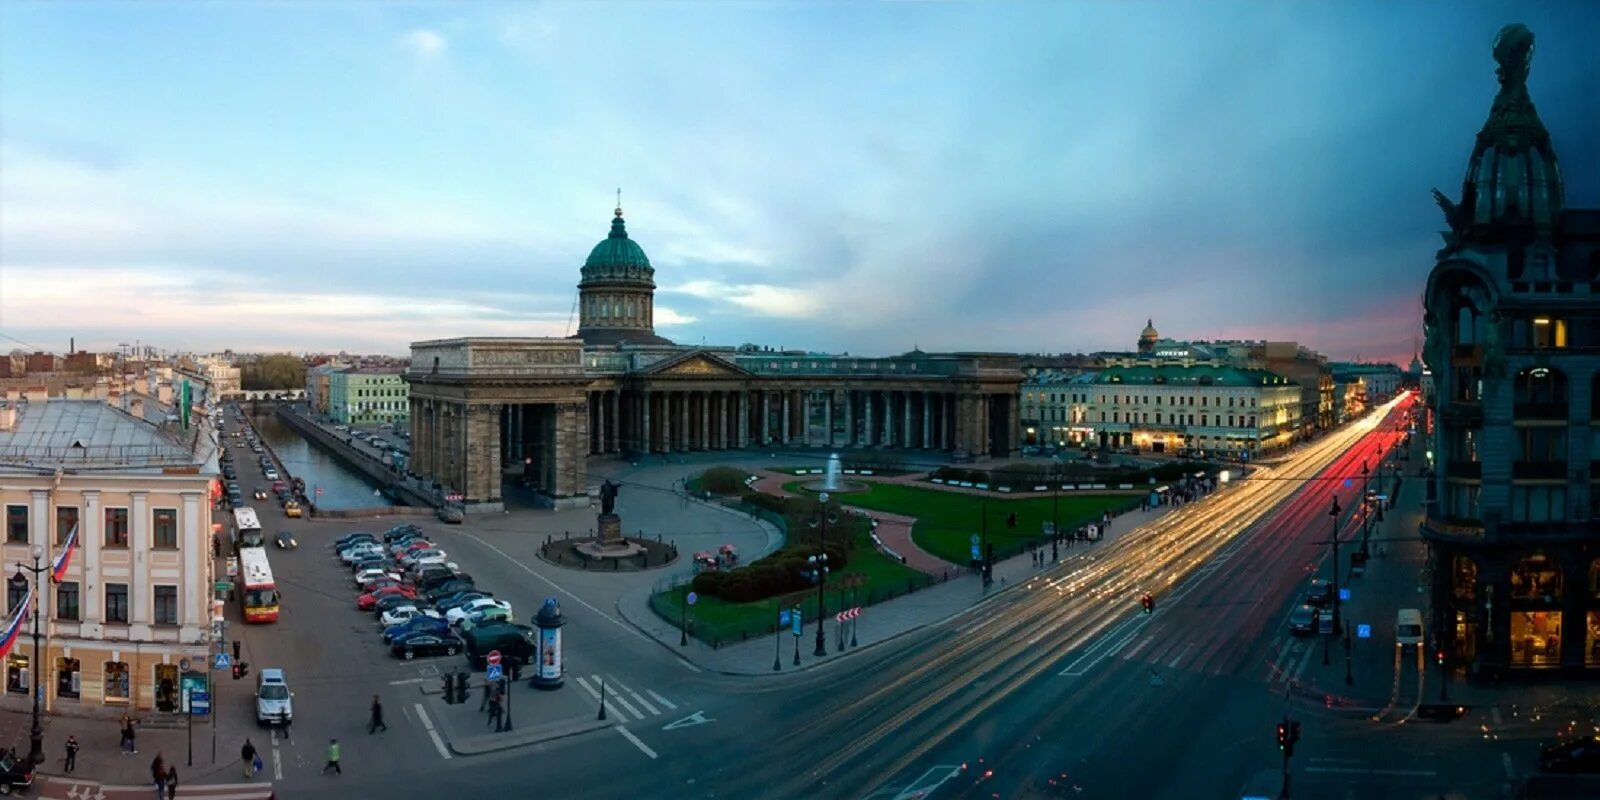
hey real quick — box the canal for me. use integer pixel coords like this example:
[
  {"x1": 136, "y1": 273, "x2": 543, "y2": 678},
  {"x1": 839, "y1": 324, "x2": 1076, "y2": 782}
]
[{"x1": 248, "y1": 409, "x2": 391, "y2": 510}]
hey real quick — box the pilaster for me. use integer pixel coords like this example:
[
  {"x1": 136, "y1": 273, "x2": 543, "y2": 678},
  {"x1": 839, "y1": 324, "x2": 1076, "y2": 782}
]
[
  {"x1": 130, "y1": 491, "x2": 148, "y2": 626},
  {"x1": 782, "y1": 392, "x2": 792, "y2": 445}
]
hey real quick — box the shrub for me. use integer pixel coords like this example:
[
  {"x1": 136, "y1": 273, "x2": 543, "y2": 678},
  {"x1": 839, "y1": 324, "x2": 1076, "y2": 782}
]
[{"x1": 695, "y1": 466, "x2": 751, "y2": 495}]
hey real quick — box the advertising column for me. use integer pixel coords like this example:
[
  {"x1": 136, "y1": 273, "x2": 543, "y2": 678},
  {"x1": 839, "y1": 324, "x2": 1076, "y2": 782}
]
[{"x1": 532, "y1": 598, "x2": 566, "y2": 690}]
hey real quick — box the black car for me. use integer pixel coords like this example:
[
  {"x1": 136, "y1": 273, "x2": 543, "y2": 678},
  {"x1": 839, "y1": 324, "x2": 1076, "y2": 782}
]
[
  {"x1": 416, "y1": 570, "x2": 469, "y2": 593},
  {"x1": 334, "y1": 533, "x2": 377, "y2": 550},
  {"x1": 373, "y1": 594, "x2": 418, "y2": 614},
  {"x1": 1304, "y1": 579, "x2": 1334, "y2": 607},
  {"x1": 274, "y1": 530, "x2": 298, "y2": 550},
  {"x1": 1541, "y1": 737, "x2": 1600, "y2": 773},
  {"x1": 423, "y1": 579, "x2": 476, "y2": 603},
  {"x1": 390, "y1": 632, "x2": 464, "y2": 660},
  {"x1": 384, "y1": 524, "x2": 424, "y2": 543},
  {"x1": 0, "y1": 750, "x2": 35, "y2": 794}
]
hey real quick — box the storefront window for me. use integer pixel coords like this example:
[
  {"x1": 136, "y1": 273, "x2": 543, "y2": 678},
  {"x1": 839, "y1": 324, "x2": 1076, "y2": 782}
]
[
  {"x1": 104, "y1": 661, "x2": 130, "y2": 702},
  {"x1": 1511, "y1": 553, "x2": 1563, "y2": 602},
  {"x1": 1511, "y1": 611, "x2": 1562, "y2": 668},
  {"x1": 5, "y1": 653, "x2": 28, "y2": 694},
  {"x1": 154, "y1": 664, "x2": 179, "y2": 713},
  {"x1": 1452, "y1": 610, "x2": 1477, "y2": 665},
  {"x1": 1452, "y1": 555, "x2": 1479, "y2": 601},
  {"x1": 1588, "y1": 612, "x2": 1600, "y2": 668},
  {"x1": 57, "y1": 657, "x2": 80, "y2": 699}
]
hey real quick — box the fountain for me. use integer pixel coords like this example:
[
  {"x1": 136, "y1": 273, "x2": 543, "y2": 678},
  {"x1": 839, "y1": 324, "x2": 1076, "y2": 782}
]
[{"x1": 802, "y1": 452, "x2": 868, "y2": 494}]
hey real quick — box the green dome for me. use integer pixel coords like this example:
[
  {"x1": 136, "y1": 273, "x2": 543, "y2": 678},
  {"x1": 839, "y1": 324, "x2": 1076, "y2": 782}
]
[{"x1": 581, "y1": 209, "x2": 654, "y2": 282}]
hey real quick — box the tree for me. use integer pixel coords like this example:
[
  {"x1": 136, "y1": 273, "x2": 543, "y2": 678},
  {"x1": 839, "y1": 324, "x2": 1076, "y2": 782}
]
[{"x1": 241, "y1": 355, "x2": 305, "y2": 390}]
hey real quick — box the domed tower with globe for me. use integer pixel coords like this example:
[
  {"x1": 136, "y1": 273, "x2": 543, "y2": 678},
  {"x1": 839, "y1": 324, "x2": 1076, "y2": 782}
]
[{"x1": 572, "y1": 200, "x2": 675, "y2": 346}]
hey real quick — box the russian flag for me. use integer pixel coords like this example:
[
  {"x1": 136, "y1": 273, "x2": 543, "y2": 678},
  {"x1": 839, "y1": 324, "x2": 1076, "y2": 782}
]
[
  {"x1": 0, "y1": 591, "x2": 30, "y2": 661},
  {"x1": 51, "y1": 524, "x2": 78, "y2": 583}
]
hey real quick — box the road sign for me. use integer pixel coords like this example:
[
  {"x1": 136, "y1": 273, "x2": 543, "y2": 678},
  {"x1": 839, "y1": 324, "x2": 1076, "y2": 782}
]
[
  {"x1": 486, "y1": 663, "x2": 503, "y2": 682},
  {"x1": 315, "y1": 487, "x2": 324, "y2": 497},
  {"x1": 1357, "y1": 624, "x2": 1372, "y2": 639},
  {"x1": 214, "y1": 581, "x2": 233, "y2": 593},
  {"x1": 486, "y1": 650, "x2": 502, "y2": 667},
  {"x1": 226, "y1": 557, "x2": 238, "y2": 578},
  {"x1": 214, "y1": 653, "x2": 231, "y2": 669},
  {"x1": 778, "y1": 609, "x2": 790, "y2": 627},
  {"x1": 970, "y1": 545, "x2": 981, "y2": 562},
  {"x1": 1339, "y1": 588, "x2": 1351, "y2": 601},
  {"x1": 970, "y1": 534, "x2": 980, "y2": 545},
  {"x1": 179, "y1": 658, "x2": 191, "y2": 672},
  {"x1": 686, "y1": 592, "x2": 698, "y2": 606}
]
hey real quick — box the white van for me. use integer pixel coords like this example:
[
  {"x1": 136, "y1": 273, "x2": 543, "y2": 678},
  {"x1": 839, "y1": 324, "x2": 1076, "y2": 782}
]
[
  {"x1": 256, "y1": 668, "x2": 293, "y2": 724},
  {"x1": 1396, "y1": 609, "x2": 1424, "y2": 650}
]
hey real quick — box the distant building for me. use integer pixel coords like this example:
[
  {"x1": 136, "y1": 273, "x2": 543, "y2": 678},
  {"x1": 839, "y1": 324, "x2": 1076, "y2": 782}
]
[
  {"x1": 1329, "y1": 362, "x2": 1403, "y2": 401},
  {"x1": 1330, "y1": 372, "x2": 1367, "y2": 423},
  {"x1": 305, "y1": 364, "x2": 346, "y2": 415},
  {"x1": 0, "y1": 394, "x2": 217, "y2": 714},
  {"x1": 1421, "y1": 24, "x2": 1600, "y2": 679},
  {"x1": 1088, "y1": 363, "x2": 1302, "y2": 456},
  {"x1": 1020, "y1": 371, "x2": 1097, "y2": 447},
  {"x1": 328, "y1": 367, "x2": 408, "y2": 426},
  {"x1": 24, "y1": 352, "x2": 57, "y2": 373}
]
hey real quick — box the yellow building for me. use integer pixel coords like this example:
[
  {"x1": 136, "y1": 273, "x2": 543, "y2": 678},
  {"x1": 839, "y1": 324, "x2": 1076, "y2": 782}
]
[{"x1": 0, "y1": 395, "x2": 216, "y2": 714}]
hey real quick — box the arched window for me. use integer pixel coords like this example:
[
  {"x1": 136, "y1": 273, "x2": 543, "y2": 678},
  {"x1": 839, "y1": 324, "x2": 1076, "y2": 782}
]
[
  {"x1": 1452, "y1": 555, "x2": 1478, "y2": 601},
  {"x1": 1513, "y1": 367, "x2": 1567, "y2": 418},
  {"x1": 1455, "y1": 301, "x2": 1480, "y2": 345}
]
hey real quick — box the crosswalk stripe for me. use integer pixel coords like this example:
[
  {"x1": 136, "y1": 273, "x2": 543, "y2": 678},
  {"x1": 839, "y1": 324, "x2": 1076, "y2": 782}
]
[
  {"x1": 647, "y1": 689, "x2": 676, "y2": 710},
  {"x1": 609, "y1": 689, "x2": 644, "y2": 720},
  {"x1": 625, "y1": 688, "x2": 659, "y2": 716}
]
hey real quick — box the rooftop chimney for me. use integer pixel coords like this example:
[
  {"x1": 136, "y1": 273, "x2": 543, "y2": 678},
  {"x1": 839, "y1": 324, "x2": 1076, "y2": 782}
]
[
  {"x1": 129, "y1": 397, "x2": 145, "y2": 419},
  {"x1": 0, "y1": 406, "x2": 16, "y2": 432},
  {"x1": 24, "y1": 386, "x2": 47, "y2": 404}
]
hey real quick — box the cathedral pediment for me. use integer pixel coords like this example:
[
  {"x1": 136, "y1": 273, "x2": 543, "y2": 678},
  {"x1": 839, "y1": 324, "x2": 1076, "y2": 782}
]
[{"x1": 639, "y1": 350, "x2": 751, "y2": 378}]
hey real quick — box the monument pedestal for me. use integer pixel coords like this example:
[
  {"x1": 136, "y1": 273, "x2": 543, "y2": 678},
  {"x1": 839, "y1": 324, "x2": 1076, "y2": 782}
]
[
  {"x1": 597, "y1": 513, "x2": 623, "y2": 547},
  {"x1": 575, "y1": 513, "x2": 644, "y2": 561}
]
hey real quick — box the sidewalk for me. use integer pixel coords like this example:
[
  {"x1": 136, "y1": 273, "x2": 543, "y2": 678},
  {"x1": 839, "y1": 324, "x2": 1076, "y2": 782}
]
[
  {"x1": 0, "y1": 707, "x2": 269, "y2": 790},
  {"x1": 612, "y1": 490, "x2": 1184, "y2": 675}
]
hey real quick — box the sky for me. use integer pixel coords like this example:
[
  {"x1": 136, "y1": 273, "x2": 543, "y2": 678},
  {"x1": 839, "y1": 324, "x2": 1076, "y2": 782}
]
[{"x1": 1, "y1": 2, "x2": 1597, "y2": 364}]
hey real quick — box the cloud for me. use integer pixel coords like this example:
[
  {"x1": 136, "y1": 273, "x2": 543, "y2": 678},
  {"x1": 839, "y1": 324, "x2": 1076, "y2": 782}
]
[{"x1": 398, "y1": 29, "x2": 447, "y2": 59}]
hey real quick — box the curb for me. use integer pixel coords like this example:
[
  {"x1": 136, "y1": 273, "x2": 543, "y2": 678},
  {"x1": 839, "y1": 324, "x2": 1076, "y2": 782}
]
[{"x1": 447, "y1": 715, "x2": 614, "y2": 756}]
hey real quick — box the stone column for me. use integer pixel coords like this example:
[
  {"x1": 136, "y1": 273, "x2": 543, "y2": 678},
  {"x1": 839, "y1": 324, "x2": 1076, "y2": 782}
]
[
  {"x1": 922, "y1": 391, "x2": 933, "y2": 449},
  {"x1": 662, "y1": 393, "x2": 674, "y2": 451},
  {"x1": 608, "y1": 391, "x2": 621, "y2": 453},
  {"x1": 552, "y1": 401, "x2": 589, "y2": 502},
  {"x1": 840, "y1": 390, "x2": 853, "y2": 446},
  {"x1": 642, "y1": 392, "x2": 653, "y2": 453},
  {"x1": 799, "y1": 390, "x2": 811, "y2": 446},
  {"x1": 823, "y1": 392, "x2": 834, "y2": 448},
  {"x1": 738, "y1": 391, "x2": 750, "y2": 447},
  {"x1": 903, "y1": 391, "x2": 913, "y2": 448},
  {"x1": 946, "y1": 392, "x2": 956, "y2": 449},
  {"x1": 781, "y1": 391, "x2": 792, "y2": 444},
  {"x1": 758, "y1": 390, "x2": 769, "y2": 444},
  {"x1": 864, "y1": 390, "x2": 876, "y2": 447},
  {"x1": 718, "y1": 392, "x2": 729, "y2": 449},
  {"x1": 130, "y1": 491, "x2": 148, "y2": 626},
  {"x1": 466, "y1": 404, "x2": 504, "y2": 503},
  {"x1": 700, "y1": 391, "x2": 710, "y2": 451},
  {"x1": 1008, "y1": 394, "x2": 1021, "y2": 456}
]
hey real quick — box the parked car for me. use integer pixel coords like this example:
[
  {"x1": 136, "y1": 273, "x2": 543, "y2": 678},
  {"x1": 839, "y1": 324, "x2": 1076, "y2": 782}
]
[
  {"x1": 1541, "y1": 737, "x2": 1600, "y2": 774},
  {"x1": 423, "y1": 580, "x2": 477, "y2": 603},
  {"x1": 383, "y1": 616, "x2": 451, "y2": 644},
  {"x1": 1304, "y1": 579, "x2": 1333, "y2": 607},
  {"x1": 335, "y1": 533, "x2": 377, "y2": 550},
  {"x1": 384, "y1": 524, "x2": 424, "y2": 543},
  {"x1": 340, "y1": 544, "x2": 385, "y2": 564},
  {"x1": 390, "y1": 631, "x2": 464, "y2": 660},
  {"x1": 415, "y1": 570, "x2": 469, "y2": 593},
  {"x1": 433, "y1": 591, "x2": 490, "y2": 613},
  {"x1": 399, "y1": 549, "x2": 447, "y2": 568},
  {"x1": 354, "y1": 569, "x2": 401, "y2": 588},
  {"x1": 373, "y1": 594, "x2": 421, "y2": 615},
  {"x1": 358, "y1": 585, "x2": 419, "y2": 610},
  {"x1": 274, "y1": 530, "x2": 298, "y2": 549},
  {"x1": 380, "y1": 605, "x2": 444, "y2": 628},
  {"x1": 457, "y1": 605, "x2": 514, "y2": 628},
  {"x1": 0, "y1": 748, "x2": 37, "y2": 794},
  {"x1": 264, "y1": 468, "x2": 280, "y2": 481},
  {"x1": 1288, "y1": 604, "x2": 1320, "y2": 636},
  {"x1": 438, "y1": 506, "x2": 465, "y2": 524},
  {"x1": 446, "y1": 598, "x2": 511, "y2": 626}
]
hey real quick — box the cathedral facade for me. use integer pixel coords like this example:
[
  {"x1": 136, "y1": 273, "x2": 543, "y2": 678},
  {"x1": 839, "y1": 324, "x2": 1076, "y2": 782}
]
[{"x1": 405, "y1": 206, "x2": 1023, "y2": 510}]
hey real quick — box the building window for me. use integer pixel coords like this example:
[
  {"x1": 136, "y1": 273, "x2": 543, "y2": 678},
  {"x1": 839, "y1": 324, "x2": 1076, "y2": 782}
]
[
  {"x1": 152, "y1": 508, "x2": 178, "y2": 549},
  {"x1": 3, "y1": 505, "x2": 26, "y2": 544},
  {"x1": 105, "y1": 583, "x2": 129, "y2": 623},
  {"x1": 56, "y1": 582, "x2": 79, "y2": 621},
  {"x1": 104, "y1": 508, "x2": 129, "y2": 548},
  {"x1": 1531, "y1": 317, "x2": 1568, "y2": 348},
  {"x1": 1514, "y1": 428, "x2": 1567, "y2": 463},
  {"x1": 1510, "y1": 486, "x2": 1566, "y2": 523},
  {"x1": 1446, "y1": 484, "x2": 1481, "y2": 520},
  {"x1": 5, "y1": 580, "x2": 26, "y2": 616},
  {"x1": 104, "y1": 661, "x2": 130, "y2": 701},
  {"x1": 57, "y1": 657, "x2": 80, "y2": 699},
  {"x1": 154, "y1": 586, "x2": 178, "y2": 625},
  {"x1": 56, "y1": 506, "x2": 79, "y2": 545}
]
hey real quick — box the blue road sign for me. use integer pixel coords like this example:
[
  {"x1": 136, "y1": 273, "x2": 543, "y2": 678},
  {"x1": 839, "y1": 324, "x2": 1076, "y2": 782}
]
[
  {"x1": 1357, "y1": 624, "x2": 1372, "y2": 639},
  {"x1": 1339, "y1": 588, "x2": 1351, "y2": 601},
  {"x1": 486, "y1": 663, "x2": 503, "y2": 682},
  {"x1": 791, "y1": 609, "x2": 803, "y2": 637},
  {"x1": 970, "y1": 545, "x2": 981, "y2": 562},
  {"x1": 214, "y1": 652, "x2": 231, "y2": 669},
  {"x1": 778, "y1": 609, "x2": 791, "y2": 627}
]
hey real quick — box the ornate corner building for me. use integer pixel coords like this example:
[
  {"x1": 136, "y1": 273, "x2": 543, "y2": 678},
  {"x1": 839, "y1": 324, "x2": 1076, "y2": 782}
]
[
  {"x1": 406, "y1": 205, "x2": 1023, "y2": 510},
  {"x1": 1422, "y1": 24, "x2": 1600, "y2": 678}
]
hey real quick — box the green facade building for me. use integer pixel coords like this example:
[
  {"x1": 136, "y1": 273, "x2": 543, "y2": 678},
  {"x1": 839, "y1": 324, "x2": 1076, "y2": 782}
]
[{"x1": 328, "y1": 368, "x2": 409, "y2": 425}]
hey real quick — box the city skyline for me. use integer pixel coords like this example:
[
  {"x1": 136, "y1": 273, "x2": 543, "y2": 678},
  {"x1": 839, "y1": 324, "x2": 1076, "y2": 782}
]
[{"x1": 2, "y1": 2, "x2": 1597, "y2": 361}]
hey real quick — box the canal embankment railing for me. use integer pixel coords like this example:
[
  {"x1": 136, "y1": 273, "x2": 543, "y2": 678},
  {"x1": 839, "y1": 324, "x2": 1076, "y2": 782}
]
[{"x1": 271, "y1": 405, "x2": 437, "y2": 509}]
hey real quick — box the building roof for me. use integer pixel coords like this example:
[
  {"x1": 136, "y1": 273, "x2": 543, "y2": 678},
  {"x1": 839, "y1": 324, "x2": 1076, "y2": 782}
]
[
  {"x1": 580, "y1": 208, "x2": 655, "y2": 284},
  {"x1": 0, "y1": 400, "x2": 207, "y2": 472},
  {"x1": 1094, "y1": 364, "x2": 1293, "y2": 387}
]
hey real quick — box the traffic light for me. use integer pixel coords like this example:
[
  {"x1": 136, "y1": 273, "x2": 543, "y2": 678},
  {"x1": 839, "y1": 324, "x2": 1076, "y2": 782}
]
[
  {"x1": 1276, "y1": 722, "x2": 1288, "y2": 750},
  {"x1": 1140, "y1": 594, "x2": 1154, "y2": 615},
  {"x1": 232, "y1": 640, "x2": 241, "y2": 661},
  {"x1": 1435, "y1": 649, "x2": 1446, "y2": 667},
  {"x1": 454, "y1": 671, "x2": 468, "y2": 704},
  {"x1": 232, "y1": 662, "x2": 248, "y2": 681},
  {"x1": 1286, "y1": 720, "x2": 1301, "y2": 758},
  {"x1": 440, "y1": 674, "x2": 455, "y2": 703}
]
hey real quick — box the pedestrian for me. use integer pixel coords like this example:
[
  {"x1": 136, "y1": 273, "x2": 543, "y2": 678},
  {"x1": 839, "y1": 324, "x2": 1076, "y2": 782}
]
[
  {"x1": 368, "y1": 694, "x2": 387, "y2": 733},
  {"x1": 150, "y1": 753, "x2": 165, "y2": 800},
  {"x1": 487, "y1": 695, "x2": 503, "y2": 729},
  {"x1": 122, "y1": 715, "x2": 139, "y2": 754},
  {"x1": 64, "y1": 736, "x2": 79, "y2": 772},
  {"x1": 165, "y1": 767, "x2": 178, "y2": 800},
  {"x1": 321, "y1": 738, "x2": 341, "y2": 775},
  {"x1": 241, "y1": 739, "x2": 258, "y2": 780},
  {"x1": 479, "y1": 679, "x2": 492, "y2": 712}
]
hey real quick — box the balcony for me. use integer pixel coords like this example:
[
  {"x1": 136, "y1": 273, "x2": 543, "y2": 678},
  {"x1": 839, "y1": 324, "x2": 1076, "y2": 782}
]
[
  {"x1": 1444, "y1": 460, "x2": 1482, "y2": 479},
  {"x1": 1451, "y1": 344, "x2": 1482, "y2": 364},
  {"x1": 1512, "y1": 460, "x2": 1568, "y2": 480},
  {"x1": 1513, "y1": 401, "x2": 1569, "y2": 421},
  {"x1": 1441, "y1": 400, "x2": 1483, "y2": 424},
  {"x1": 1422, "y1": 508, "x2": 1485, "y2": 540}
]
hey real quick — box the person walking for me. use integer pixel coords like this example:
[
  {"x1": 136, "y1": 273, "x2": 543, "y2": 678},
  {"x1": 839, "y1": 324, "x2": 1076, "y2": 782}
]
[
  {"x1": 368, "y1": 694, "x2": 387, "y2": 733},
  {"x1": 149, "y1": 754, "x2": 166, "y2": 800},
  {"x1": 122, "y1": 716, "x2": 139, "y2": 755},
  {"x1": 487, "y1": 693, "x2": 503, "y2": 729},
  {"x1": 321, "y1": 739, "x2": 341, "y2": 775},
  {"x1": 63, "y1": 736, "x2": 78, "y2": 773},
  {"x1": 241, "y1": 739, "x2": 258, "y2": 779},
  {"x1": 164, "y1": 767, "x2": 179, "y2": 800},
  {"x1": 479, "y1": 679, "x2": 492, "y2": 712}
]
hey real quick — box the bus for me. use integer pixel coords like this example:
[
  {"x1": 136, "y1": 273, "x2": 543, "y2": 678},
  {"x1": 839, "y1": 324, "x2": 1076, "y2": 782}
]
[
  {"x1": 238, "y1": 547, "x2": 280, "y2": 623},
  {"x1": 232, "y1": 507, "x2": 265, "y2": 551}
]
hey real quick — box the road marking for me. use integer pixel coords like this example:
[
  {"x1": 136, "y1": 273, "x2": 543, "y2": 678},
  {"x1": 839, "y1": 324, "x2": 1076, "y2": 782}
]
[
  {"x1": 662, "y1": 710, "x2": 715, "y2": 730},
  {"x1": 388, "y1": 677, "x2": 427, "y2": 686},
  {"x1": 891, "y1": 765, "x2": 963, "y2": 800},
  {"x1": 1167, "y1": 642, "x2": 1194, "y2": 669},
  {"x1": 272, "y1": 747, "x2": 283, "y2": 780},
  {"x1": 1501, "y1": 752, "x2": 1515, "y2": 780},
  {"x1": 617, "y1": 725, "x2": 658, "y2": 759},
  {"x1": 646, "y1": 689, "x2": 676, "y2": 710},
  {"x1": 457, "y1": 532, "x2": 702, "y2": 673},
  {"x1": 1304, "y1": 767, "x2": 1436, "y2": 777},
  {"x1": 609, "y1": 689, "x2": 644, "y2": 720},
  {"x1": 1491, "y1": 707, "x2": 1503, "y2": 726},
  {"x1": 575, "y1": 675, "x2": 628, "y2": 720},
  {"x1": 623, "y1": 686, "x2": 659, "y2": 716},
  {"x1": 413, "y1": 702, "x2": 452, "y2": 760},
  {"x1": 1123, "y1": 636, "x2": 1153, "y2": 659},
  {"x1": 1060, "y1": 618, "x2": 1146, "y2": 676}
]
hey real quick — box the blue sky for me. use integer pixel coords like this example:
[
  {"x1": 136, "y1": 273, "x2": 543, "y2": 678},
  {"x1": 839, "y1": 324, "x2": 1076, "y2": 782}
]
[{"x1": 2, "y1": 1, "x2": 1596, "y2": 362}]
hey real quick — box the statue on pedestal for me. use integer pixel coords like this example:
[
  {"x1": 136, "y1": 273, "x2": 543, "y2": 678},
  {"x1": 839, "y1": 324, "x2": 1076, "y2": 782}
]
[{"x1": 600, "y1": 480, "x2": 619, "y2": 515}]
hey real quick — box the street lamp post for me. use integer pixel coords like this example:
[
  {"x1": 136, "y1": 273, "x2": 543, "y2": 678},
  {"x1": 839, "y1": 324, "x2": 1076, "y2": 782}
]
[
  {"x1": 10, "y1": 544, "x2": 47, "y2": 766},
  {"x1": 806, "y1": 493, "x2": 835, "y2": 658},
  {"x1": 1358, "y1": 460, "x2": 1371, "y2": 559}
]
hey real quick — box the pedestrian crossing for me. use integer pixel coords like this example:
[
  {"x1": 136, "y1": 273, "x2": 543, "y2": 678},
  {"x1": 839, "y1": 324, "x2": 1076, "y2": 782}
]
[
  {"x1": 573, "y1": 674, "x2": 676, "y2": 723},
  {"x1": 1105, "y1": 622, "x2": 1323, "y2": 685}
]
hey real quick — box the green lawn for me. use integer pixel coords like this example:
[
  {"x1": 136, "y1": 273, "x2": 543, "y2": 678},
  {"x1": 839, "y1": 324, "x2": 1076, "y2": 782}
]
[
  {"x1": 651, "y1": 510, "x2": 931, "y2": 647},
  {"x1": 783, "y1": 480, "x2": 1138, "y2": 565}
]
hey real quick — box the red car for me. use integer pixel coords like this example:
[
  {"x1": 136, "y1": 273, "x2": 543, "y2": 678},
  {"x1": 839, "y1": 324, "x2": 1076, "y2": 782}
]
[
  {"x1": 391, "y1": 539, "x2": 432, "y2": 557},
  {"x1": 357, "y1": 585, "x2": 418, "y2": 610}
]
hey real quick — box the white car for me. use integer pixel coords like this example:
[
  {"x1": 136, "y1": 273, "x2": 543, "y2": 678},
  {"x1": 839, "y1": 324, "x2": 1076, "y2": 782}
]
[
  {"x1": 354, "y1": 569, "x2": 401, "y2": 588},
  {"x1": 264, "y1": 468, "x2": 280, "y2": 480},
  {"x1": 399, "y1": 549, "x2": 447, "y2": 567},
  {"x1": 445, "y1": 598, "x2": 511, "y2": 625},
  {"x1": 340, "y1": 544, "x2": 384, "y2": 564},
  {"x1": 380, "y1": 606, "x2": 443, "y2": 627}
]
